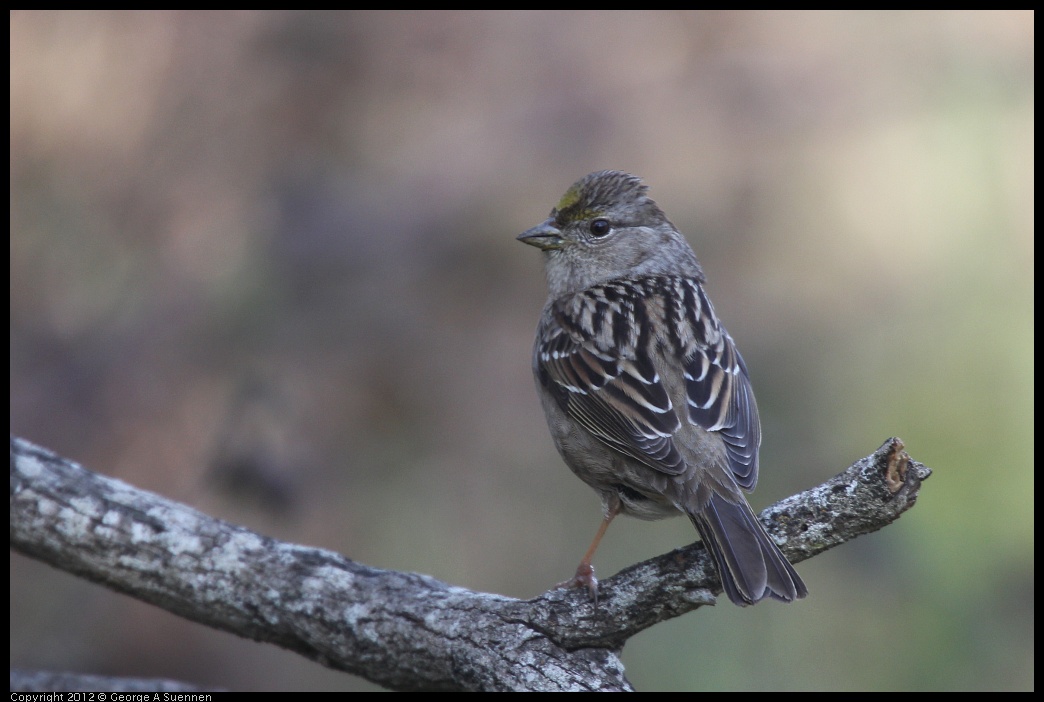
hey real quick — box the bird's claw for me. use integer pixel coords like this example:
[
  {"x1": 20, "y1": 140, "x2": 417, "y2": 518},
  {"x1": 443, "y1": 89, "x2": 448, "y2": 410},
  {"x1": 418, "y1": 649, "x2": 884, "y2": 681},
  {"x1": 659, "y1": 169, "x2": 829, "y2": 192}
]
[{"x1": 555, "y1": 562, "x2": 600, "y2": 604}]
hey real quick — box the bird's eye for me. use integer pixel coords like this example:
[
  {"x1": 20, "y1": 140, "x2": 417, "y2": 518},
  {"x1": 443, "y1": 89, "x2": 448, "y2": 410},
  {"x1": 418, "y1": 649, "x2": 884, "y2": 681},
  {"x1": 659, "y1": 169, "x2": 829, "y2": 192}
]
[{"x1": 589, "y1": 218, "x2": 611, "y2": 238}]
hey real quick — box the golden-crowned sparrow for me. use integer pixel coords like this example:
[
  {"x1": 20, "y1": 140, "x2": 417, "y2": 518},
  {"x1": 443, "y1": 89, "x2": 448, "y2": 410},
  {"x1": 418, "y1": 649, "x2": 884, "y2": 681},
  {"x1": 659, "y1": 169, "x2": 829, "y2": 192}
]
[{"x1": 518, "y1": 170, "x2": 806, "y2": 606}]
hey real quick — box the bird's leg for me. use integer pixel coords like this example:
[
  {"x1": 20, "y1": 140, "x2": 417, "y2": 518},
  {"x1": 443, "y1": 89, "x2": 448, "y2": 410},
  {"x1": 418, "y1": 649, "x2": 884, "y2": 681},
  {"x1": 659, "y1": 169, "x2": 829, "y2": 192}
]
[{"x1": 556, "y1": 496, "x2": 621, "y2": 603}]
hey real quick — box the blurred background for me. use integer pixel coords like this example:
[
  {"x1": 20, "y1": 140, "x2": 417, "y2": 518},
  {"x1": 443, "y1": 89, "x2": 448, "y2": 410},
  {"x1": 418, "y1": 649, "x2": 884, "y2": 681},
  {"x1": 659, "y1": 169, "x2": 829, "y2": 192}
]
[{"x1": 10, "y1": 11, "x2": 1032, "y2": 691}]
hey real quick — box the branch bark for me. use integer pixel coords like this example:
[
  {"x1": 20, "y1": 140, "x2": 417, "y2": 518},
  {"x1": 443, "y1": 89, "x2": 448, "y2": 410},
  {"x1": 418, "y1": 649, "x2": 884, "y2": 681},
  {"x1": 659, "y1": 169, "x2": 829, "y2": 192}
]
[{"x1": 10, "y1": 435, "x2": 930, "y2": 691}]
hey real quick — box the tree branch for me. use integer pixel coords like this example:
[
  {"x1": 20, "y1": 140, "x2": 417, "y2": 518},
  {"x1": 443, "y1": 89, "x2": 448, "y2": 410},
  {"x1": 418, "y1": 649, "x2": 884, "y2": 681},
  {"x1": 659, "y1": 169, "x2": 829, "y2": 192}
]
[{"x1": 10, "y1": 435, "x2": 930, "y2": 691}]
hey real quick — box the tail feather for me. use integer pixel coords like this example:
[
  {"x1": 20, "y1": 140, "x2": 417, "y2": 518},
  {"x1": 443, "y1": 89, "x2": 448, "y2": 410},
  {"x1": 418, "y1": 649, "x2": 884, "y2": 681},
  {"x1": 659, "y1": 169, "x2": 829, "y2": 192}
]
[{"x1": 690, "y1": 495, "x2": 807, "y2": 606}]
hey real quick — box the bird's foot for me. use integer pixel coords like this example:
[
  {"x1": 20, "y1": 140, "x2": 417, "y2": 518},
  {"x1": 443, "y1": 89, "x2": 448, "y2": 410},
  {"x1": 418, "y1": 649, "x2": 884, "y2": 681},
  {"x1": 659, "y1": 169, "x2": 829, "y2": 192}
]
[{"x1": 554, "y1": 562, "x2": 599, "y2": 603}]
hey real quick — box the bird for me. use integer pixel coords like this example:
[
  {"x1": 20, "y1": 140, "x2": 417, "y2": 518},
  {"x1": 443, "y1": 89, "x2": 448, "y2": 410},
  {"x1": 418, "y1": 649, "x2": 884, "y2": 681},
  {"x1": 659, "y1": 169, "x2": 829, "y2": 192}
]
[{"x1": 517, "y1": 170, "x2": 806, "y2": 606}]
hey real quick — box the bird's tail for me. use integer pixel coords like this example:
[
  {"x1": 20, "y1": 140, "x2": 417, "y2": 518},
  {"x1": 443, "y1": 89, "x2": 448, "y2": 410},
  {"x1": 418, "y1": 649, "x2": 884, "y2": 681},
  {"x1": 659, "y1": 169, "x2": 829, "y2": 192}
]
[{"x1": 689, "y1": 495, "x2": 807, "y2": 606}]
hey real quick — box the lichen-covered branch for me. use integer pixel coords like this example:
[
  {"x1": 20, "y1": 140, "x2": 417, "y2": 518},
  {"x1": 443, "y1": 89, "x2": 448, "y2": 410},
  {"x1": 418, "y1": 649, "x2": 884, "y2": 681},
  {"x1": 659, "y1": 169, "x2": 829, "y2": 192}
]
[{"x1": 10, "y1": 435, "x2": 929, "y2": 691}]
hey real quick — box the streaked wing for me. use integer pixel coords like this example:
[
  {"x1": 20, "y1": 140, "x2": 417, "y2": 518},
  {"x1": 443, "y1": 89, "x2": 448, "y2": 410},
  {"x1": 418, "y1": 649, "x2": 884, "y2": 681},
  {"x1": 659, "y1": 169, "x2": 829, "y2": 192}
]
[
  {"x1": 536, "y1": 277, "x2": 761, "y2": 487},
  {"x1": 536, "y1": 283, "x2": 685, "y2": 476},
  {"x1": 673, "y1": 278, "x2": 761, "y2": 490}
]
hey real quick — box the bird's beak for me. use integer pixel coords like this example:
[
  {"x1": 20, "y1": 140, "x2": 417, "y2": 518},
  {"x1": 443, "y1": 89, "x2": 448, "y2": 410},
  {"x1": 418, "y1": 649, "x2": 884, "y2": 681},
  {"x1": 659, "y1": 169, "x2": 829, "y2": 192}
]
[{"x1": 517, "y1": 220, "x2": 565, "y2": 251}]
